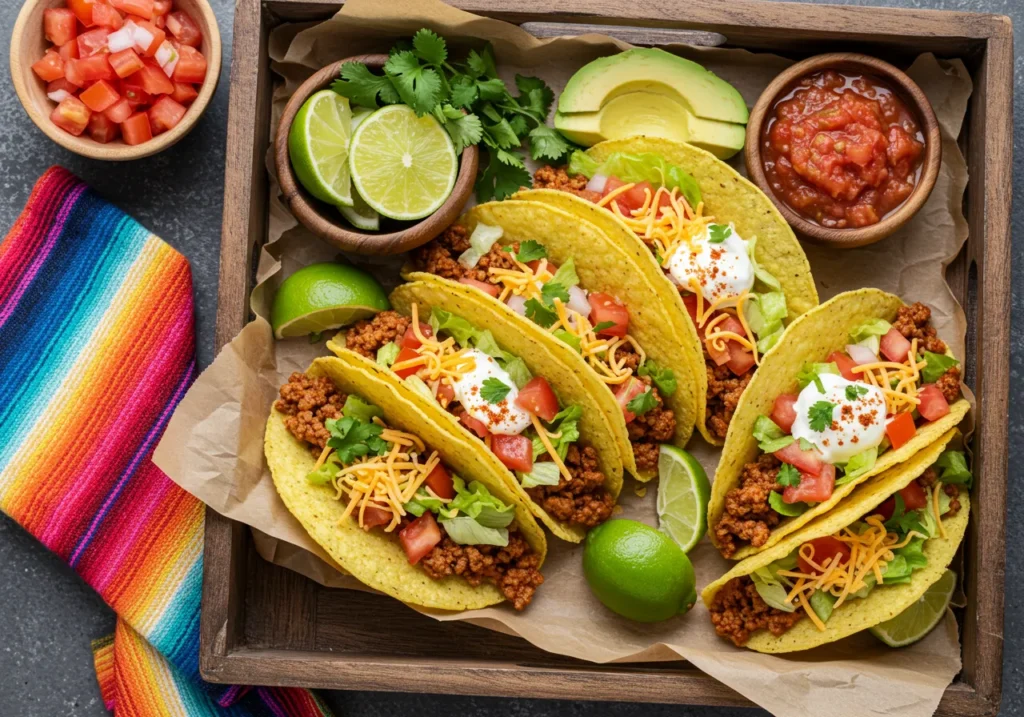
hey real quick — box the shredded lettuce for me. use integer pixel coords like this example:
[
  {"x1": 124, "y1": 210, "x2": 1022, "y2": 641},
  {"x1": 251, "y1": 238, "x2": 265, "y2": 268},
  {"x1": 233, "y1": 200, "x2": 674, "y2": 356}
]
[
  {"x1": 745, "y1": 237, "x2": 782, "y2": 292},
  {"x1": 809, "y1": 590, "x2": 836, "y2": 623},
  {"x1": 769, "y1": 491, "x2": 807, "y2": 517},
  {"x1": 753, "y1": 414, "x2": 795, "y2": 453},
  {"x1": 306, "y1": 454, "x2": 342, "y2": 485},
  {"x1": 547, "y1": 404, "x2": 582, "y2": 459},
  {"x1": 519, "y1": 461, "x2": 561, "y2": 489},
  {"x1": 849, "y1": 318, "x2": 892, "y2": 355},
  {"x1": 935, "y1": 450, "x2": 972, "y2": 487},
  {"x1": 550, "y1": 258, "x2": 579, "y2": 289},
  {"x1": 750, "y1": 554, "x2": 799, "y2": 612},
  {"x1": 553, "y1": 329, "x2": 582, "y2": 353},
  {"x1": 836, "y1": 446, "x2": 878, "y2": 485},
  {"x1": 342, "y1": 395, "x2": 383, "y2": 423},
  {"x1": 502, "y1": 356, "x2": 533, "y2": 388},
  {"x1": 440, "y1": 516, "x2": 509, "y2": 546},
  {"x1": 921, "y1": 351, "x2": 959, "y2": 384},
  {"x1": 567, "y1": 150, "x2": 702, "y2": 211},
  {"x1": 457, "y1": 223, "x2": 504, "y2": 269},
  {"x1": 402, "y1": 375, "x2": 437, "y2": 404},
  {"x1": 376, "y1": 341, "x2": 400, "y2": 367},
  {"x1": 448, "y1": 480, "x2": 516, "y2": 527},
  {"x1": 430, "y1": 308, "x2": 515, "y2": 364},
  {"x1": 744, "y1": 290, "x2": 788, "y2": 351},
  {"x1": 796, "y1": 362, "x2": 840, "y2": 392}
]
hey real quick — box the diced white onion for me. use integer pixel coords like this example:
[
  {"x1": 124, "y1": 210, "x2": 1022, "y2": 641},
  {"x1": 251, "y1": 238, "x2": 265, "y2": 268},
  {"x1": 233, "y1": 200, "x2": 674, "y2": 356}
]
[
  {"x1": 107, "y1": 25, "x2": 136, "y2": 53},
  {"x1": 47, "y1": 90, "x2": 72, "y2": 103},
  {"x1": 506, "y1": 295, "x2": 527, "y2": 316},
  {"x1": 846, "y1": 343, "x2": 878, "y2": 365},
  {"x1": 567, "y1": 285, "x2": 591, "y2": 317},
  {"x1": 585, "y1": 174, "x2": 608, "y2": 194},
  {"x1": 155, "y1": 41, "x2": 179, "y2": 76},
  {"x1": 133, "y1": 24, "x2": 155, "y2": 53}
]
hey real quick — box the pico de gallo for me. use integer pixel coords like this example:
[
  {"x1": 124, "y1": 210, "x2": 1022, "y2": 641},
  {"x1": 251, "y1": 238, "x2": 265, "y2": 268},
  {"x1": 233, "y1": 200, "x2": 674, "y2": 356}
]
[
  {"x1": 712, "y1": 302, "x2": 963, "y2": 559},
  {"x1": 31, "y1": 0, "x2": 208, "y2": 145},
  {"x1": 275, "y1": 372, "x2": 543, "y2": 610},
  {"x1": 710, "y1": 448, "x2": 969, "y2": 645},
  {"x1": 537, "y1": 151, "x2": 790, "y2": 441},
  {"x1": 411, "y1": 222, "x2": 678, "y2": 476},
  {"x1": 343, "y1": 305, "x2": 615, "y2": 528}
]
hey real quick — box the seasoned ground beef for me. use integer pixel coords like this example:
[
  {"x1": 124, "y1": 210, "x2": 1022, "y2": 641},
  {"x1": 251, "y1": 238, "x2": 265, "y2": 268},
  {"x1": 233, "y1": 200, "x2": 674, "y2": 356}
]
[
  {"x1": 275, "y1": 372, "x2": 346, "y2": 451},
  {"x1": 709, "y1": 576, "x2": 805, "y2": 646},
  {"x1": 344, "y1": 311, "x2": 410, "y2": 359},
  {"x1": 626, "y1": 375, "x2": 676, "y2": 473},
  {"x1": 706, "y1": 363, "x2": 752, "y2": 441},
  {"x1": 411, "y1": 224, "x2": 518, "y2": 283},
  {"x1": 713, "y1": 454, "x2": 783, "y2": 559},
  {"x1": 526, "y1": 444, "x2": 614, "y2": 527},
  {"x1": 533, "y1": 165, "x2": 601, "y2": 203},
  {"x1": 935, "y1": 365, "x2": 962, "y2": 403},
  {"x1": 420, "y1": 528, "x2": 544, "y2": 610},
  {"x1": 892, "y1": 302, "x2": 947, "y2": 354},
  {"x1": 613, "y1": 340, "x2": 643, "y2": 372},
  {"x1": 915, "y1": 467, "x2": 962, "y2": 516}
]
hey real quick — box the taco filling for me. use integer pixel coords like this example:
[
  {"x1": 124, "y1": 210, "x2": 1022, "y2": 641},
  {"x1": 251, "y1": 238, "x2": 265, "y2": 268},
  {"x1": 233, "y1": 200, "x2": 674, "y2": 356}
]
[
  {"x1": 344, "y1": 306, "x2": 615, "y2": 528},
  {"x1": 275, "y1": 372, "x2": 544, "y2": 610},
  {"x1": 535, "y1": 151, "x2": 791, "y2": 440},
  {"x1": 710, "y1": 449, "x2": 969, "y2": 645},
  {"x1": 411, "y1": 223, "x2": 678, "y2": 474},
  {"x1": 713, "y1": 303, "x2": 963, "y2": 558}
]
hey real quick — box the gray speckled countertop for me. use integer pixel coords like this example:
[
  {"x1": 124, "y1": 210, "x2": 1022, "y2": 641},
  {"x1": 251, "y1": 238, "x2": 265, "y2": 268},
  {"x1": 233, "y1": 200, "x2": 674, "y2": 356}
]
[{"x1": 0, "y1": 1, "x2": 1019, "y2": 715}]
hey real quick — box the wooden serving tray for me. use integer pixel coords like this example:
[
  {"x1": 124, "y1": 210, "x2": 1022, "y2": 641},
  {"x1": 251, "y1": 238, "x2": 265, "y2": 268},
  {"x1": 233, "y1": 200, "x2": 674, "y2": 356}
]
[{"x1": 206, "y1": 1, "x2": 1013, "y2": 713}]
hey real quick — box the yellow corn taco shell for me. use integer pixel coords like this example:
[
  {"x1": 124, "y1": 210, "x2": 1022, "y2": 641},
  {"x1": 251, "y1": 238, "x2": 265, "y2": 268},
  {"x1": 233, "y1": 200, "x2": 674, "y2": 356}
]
[
  {"x1": 701, "y1": 428, "x2": 968, "y2": 653},
  {"x1": 265, "y1": 356, "x2": 547, "y2": 611},
  {"x1": 515, "y1": 136, "x2": 819, "y2": 445},
  {"x1": 327, "y1": 281, "x2": 624, "y2": 543},
  {"x1": 403, "y1": 199, "x2": 700, "y2": 481},
  {"x1": 709, "y1": 289, "x2": 970, "y2": 561}
]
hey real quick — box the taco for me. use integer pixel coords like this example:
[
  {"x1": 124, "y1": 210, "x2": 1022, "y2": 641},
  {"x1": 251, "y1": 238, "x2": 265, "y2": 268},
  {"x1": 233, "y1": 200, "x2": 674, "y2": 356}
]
[
  {"x1": 266, "y1": 357, "x2": 548, "y2": 611},
  {"x1": 703, "y1": 427, "x2": 971, "y2": 652},
  {"x1": 708, "y1": 289, "x2": 969, "y2": 561},
  {"x1": 404, "y1": 200, "x2": 699, "y2": 481},
  {"x1": 326, "y1": 280, "x2": 623, "y2": 543},
  {"x1": 515, "y1": 136, "x2": 819, "y2": 445}
]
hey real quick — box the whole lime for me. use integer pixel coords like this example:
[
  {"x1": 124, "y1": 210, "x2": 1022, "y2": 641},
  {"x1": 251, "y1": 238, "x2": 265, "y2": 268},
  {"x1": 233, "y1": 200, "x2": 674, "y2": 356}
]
[
  {"x1": 583, "y1": 519, "x2": 697, "y2": 623},
  {"x1": 271, "y1": 262, "x2": 390, "y2": 340}
]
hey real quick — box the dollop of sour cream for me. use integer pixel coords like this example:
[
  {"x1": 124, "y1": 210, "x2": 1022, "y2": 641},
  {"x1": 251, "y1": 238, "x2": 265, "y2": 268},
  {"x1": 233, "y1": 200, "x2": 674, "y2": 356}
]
[
  {"x1": 451, "y1": 349, "x2": 532, "y2": 435},
  {"x1": 665, "y1": 223, "x2": 755, "y2": 303},
  {"x1": 790, "y1": 373, "x2": 887, "y2": 463}
]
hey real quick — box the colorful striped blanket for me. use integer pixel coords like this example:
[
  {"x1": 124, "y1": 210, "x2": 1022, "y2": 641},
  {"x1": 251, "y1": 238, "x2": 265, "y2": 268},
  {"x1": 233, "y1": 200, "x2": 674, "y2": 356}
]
[{"x1": 0, "y1": 167, "x2": 331, "y2": 717}]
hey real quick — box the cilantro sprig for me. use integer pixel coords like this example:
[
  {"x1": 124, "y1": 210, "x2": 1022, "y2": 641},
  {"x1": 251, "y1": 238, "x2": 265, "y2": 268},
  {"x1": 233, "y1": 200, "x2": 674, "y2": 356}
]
[
  {"x1": 480, "y1": 377, "x2": 512, "y2": 404},
  {"x1": 325, "y1": 416, "x2": 389, "y2": 464},
  {"x1": 331, "y1": 29, "x2": 574, "y2": 201},
  {"x1": 776, "y1": 463, "x2": 802, "y2": 487},
  {"x1": 626, "y1": 389, "x2": 658, "y2": 417},
  {"x1": 708, "y1": 224, "x2": 732, "y2": 244},
  {"x1": 515, "y1": 240, "x2": 547, "y2": 263},
  {"x1": 808, "y1": 400, "x2": 837, "y2": 432},
  {"x1": 845, "y1": 384, "x2": 868, "y2": 401}
]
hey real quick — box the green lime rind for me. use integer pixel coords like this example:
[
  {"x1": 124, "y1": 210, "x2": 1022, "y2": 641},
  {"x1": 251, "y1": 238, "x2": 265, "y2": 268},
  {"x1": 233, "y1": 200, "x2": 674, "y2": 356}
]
[
  {"x1": 271, "y1": 262, "x2": 389, "y2": 340},
  {"x1": 869, "y1": 569, "x2": 956, "y2": 647},
  {"x1": 288, "y1": 90, "x2": 354, "y2": 207},
  {"x1": 657, "y1": 445, "x2": 711, "y2": 553}
]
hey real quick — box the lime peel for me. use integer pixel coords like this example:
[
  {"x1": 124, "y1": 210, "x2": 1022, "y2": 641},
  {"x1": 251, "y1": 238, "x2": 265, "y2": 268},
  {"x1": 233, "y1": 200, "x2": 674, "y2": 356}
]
[{"x1": 657, "y1": 445, "x2": 711, "y2": 554}]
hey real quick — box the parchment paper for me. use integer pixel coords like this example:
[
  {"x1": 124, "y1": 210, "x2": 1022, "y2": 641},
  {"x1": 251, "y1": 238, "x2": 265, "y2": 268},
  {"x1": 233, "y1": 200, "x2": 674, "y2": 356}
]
[{"x1": 153, "y1": 1, "x2": 974, "y2": 714}]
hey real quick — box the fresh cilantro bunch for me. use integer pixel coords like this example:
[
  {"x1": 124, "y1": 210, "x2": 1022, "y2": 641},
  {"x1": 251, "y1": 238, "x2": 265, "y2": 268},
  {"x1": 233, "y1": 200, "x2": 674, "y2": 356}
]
[{"x1": 331, "y1": 29, "x2": 573, "y2": 201}]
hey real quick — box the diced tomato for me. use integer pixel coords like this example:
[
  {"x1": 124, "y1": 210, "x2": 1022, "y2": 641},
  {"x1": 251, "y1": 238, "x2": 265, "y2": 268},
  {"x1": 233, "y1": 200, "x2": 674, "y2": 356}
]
[
  {"x1": 121, "y1": 81, "x2": 151, "y2": 108},
  {"x1": 104, "y1": 98, "x2": 133, "y2": 123},
  {"x1": 917, "y1": 384, "x2": 950, "y2": 422},
  {"x1": 399, "y1": 323, "x2": 432, "y2": 350},
  {"x1": 132, "y1": 20, "x2": 166, "y2": 56},
  {"x1": 153, "y1": 13, "x2": 165, "y2": 29},
  {"x1": 359, "y1": 506, "x2": 391, "y2": 529},
  {"x1": 47, "y1": 78, "x2": 78, "y2": 97},
  {"x1": 67, "y1": 0, "x2": 98, "y2": 26},
  {"x1": 390, "y1": 346, "x2": 422, "y2": 379},
  {"x1": 44, "y1": 8, "x2": 78, "y2": 46},
  {"x1": 69, "y1": 55, "x2": 117, "y2": 83},
  {"x1": 32, "y1": 51, "x2": 65, "y2": 82},
  {"x1": 172, "y1": 45, "x2": 206, "y2": 84},
  {"x1": 87, "y1": 112, "x2": 119, "y2": 143},
  {"x1": 873, "y1": 481, "x2": 928, "y2": 521},
  {"x1": 706, "y1": 314, "x2": 745, "y2": 367},
  {"x1": 827, "y1": 350, "x2": 860, "y2": 381},
  {"x1": 110, "y1": 0, "x2": 154, "y2": 20},
  {"x1": 398, "y1": 513, "x2": 442, "y2": 565},
  {"x1": 774, "y1": 441, "x2": 824, "y2": 476},
  {"x1": 615, "y1": 377, "x2": 646, "y2": 423},
  {"x1": 148, "y1": 95, "x2": 185, "y2": 133},
  {"x1": 726, "y1": 341, "x2": 756, "y2": 376},
  {"x1": 59, "y1": 40, "x2": 80, "y2": 63},
  {"x1": 64, "y1": 57, "x2": 85, "y2": 87},
  {"x1": 885, "y1": 411, "x2": 917, "y2": 450},
  {"x1": 681, "y1": 294, "x2": 705, "y2": 338},
  {"x1": 170, "y1": 81, "x2": 198, "y2": 104},
  {"x1": 77, "y1": 27, "x2": 110, "y2": 57},
  {"x1": 588, "y1": 292, "x2": 629, "y2": 337},
  {"x1": 423, "y1": 463, "x2": 455, "y2": 500},
  {"x1": 165, "y1": 10, "x2": 202, "y2": 47},
  {"x1": 880, "y1": 327, "x2": 912, "y2": 363},
  {"x1": 770, "y1": 394, "x2": 799, "y2": 434},
  {"x1": 458, "y1": 411, "x2": 491, "y2": 439},
  {"x1": 109, "y1": 48, "x2": 144, "y2": 78},
  {"x1": 153, "y1": 0, "x2": 172, "y2": 15},
  {"x1": 602, "y1": 176, "x2": 655, "y2": 216},
  {"x1": 491, "y1": 434, "x2": 533, "y2": 473},
  {"x1": 434, "y1": 381, "x2": 455, "y2": 405},
  {"x1": 797, "y1": 535, "x2": 850, "y2": 575},
  {"x1": 526, "y1": 258, "x2": 558, "y2": 274},
  {"x1": 80, "y1": 80, "x2": 120, "y2": 112},
  {"x1": 783, "y1": 463, "x2": 836, "y2": 505},
  {"x1": 121, "y1": 112, "x2": 152, "y2": 144},
  {"x1": 50, "y1": 96, "x2": 91, "y2": 136},
  {"x1": 92, "y1": 3, "x2": 124, "y2": 30},
  {"x1": 458, "y1": 277, "x2": 500, "y2": 298},
  {"x1": 514, "y1": 377, "x2": 559, "y2": 422},
  {"x1": 136, "y1": 61, "x2": 174, "y2": 94}
]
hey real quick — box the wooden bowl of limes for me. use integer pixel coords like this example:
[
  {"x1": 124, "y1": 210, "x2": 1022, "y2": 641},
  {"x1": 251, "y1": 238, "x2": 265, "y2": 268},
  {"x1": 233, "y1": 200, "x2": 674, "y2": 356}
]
[{"x1": 275, "y1": 54, "x2": 478, "y2": 256}]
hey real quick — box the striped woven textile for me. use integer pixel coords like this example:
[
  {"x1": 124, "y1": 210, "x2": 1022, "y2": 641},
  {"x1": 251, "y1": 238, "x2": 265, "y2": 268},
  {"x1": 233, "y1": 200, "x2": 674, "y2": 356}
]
[{"x1": 0, "y1": 167, "x2": 332, "y2": 717}]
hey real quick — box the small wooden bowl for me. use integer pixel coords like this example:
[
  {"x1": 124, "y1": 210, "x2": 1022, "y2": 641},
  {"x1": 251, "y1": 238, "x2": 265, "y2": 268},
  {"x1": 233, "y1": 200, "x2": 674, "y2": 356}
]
[
  {"x1": 275, "y1": 55, "x2": 478, "y2": 256},
  {"x1": 10, "y1": 0, "x2": 222, "y2": 161},
  {"x1": 745, "y1": 53, "x2": 941, "y2": 249}
]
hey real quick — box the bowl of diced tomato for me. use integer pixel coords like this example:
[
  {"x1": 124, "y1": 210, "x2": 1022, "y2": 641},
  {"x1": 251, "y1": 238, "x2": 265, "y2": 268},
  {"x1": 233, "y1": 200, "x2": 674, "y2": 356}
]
[{"x1": 11, "y1": 0, "x2": 221, "y2": 160}]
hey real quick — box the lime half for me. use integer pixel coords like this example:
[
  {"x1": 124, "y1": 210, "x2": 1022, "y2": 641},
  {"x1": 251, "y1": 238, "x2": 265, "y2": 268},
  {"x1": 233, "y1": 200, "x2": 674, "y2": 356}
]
[
  {"x1": 348, "y1": 104, "x2": 458, "y2": 221},
  {"x1": 870, "y1": 569, "x2": 956, "y2": 647},
  {"x1": 288, "y1": 90, "x2": 353, "y2": 206},
  {"x1": 657, "y1": 445, "x2": 711, "y2": 553},
  {"x1": 271, "y1": 263, "x2": 389, "y2": 340},
  {"x1": 339, "y1": 109, "x2": 381, "y2": 231}
]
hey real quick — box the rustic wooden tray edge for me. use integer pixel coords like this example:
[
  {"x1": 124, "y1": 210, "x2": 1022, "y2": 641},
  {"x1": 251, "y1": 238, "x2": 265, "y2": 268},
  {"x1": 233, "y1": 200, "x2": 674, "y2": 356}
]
[{"x1": 206, "y1": 1, "x2": 1013, "y2": 714}]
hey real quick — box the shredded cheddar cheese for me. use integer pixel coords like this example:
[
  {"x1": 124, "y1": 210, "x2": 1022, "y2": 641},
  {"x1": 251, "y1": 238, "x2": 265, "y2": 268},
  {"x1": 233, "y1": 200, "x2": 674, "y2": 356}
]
[
  {"x1": 531, "y1": 414, "x2": 571, "y2": 481},
  {"x1": 851, "y1": 338, "x2": 928, "y2": 414},
  {"x1": 391, "y1": 303, "x2": 475, "y2": 385}
]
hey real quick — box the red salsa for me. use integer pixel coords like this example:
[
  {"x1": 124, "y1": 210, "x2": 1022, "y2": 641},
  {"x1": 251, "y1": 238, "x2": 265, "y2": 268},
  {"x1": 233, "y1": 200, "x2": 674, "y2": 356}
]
[{"x1": 761, "y1": 70, "x2": 925, "y2": 229}]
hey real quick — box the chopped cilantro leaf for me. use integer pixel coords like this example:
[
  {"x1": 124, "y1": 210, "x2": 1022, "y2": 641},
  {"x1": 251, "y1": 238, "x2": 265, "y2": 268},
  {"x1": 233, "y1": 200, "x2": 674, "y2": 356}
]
[
  {"x1": 592, "y1": 321, "x2": 616, "y2": 333},
  {"x1": 515, "y1": 240, "x2": 547, "y2": 263},
  {"x1": 776, "y1": 463, "x2": 802, "y2": 487},
  {"x1": 808, "y1": 401, "x2": 836, "y2": 432},
  {"x1": 524, "y1": 298, "x2": 558, "y2": 328},
  {"x1": 638, "y1": 360, "x2": 677, "y2": 396},
  {"x1": 480, "y1": 377, "x2": 511, "y2": 404},
  {"x1": 708, "y1": 224, "x2": 732, "y2": 243},
  {"x1": 383, "y1": 50, "x2": 443, "y2": 116},
  {"x1": 845, "y1": 384, "x2": 868, "y2": 401},
  {"x1": 540, "y1": 281, "x2": 569, "y2": 306},
  {"x1": 325, "y1": 417, "x2": 389, "y2": 464},
  {"x1": 626, "y1": 389, "x2": 658, "y2": 417}
]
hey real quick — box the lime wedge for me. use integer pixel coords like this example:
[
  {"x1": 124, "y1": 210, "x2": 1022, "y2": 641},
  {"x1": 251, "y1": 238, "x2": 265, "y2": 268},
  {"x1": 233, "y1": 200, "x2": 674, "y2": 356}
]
[
  {"x1": 870, "y1": 569, "x2": 956, "y2": 647},
  {"x1": 657, "y1": 445, "x2": 711, "y2": 553},
  {"x1": 348, "y1": 104, "x2": 458, "y2": 221},
  {"x1": 271, "y1": 262, "x2": 389, "y2": 340},
  {"x1": 288, "y1": 90, "x2": 353, "y2": 206},
  {"x1": 338, "y1": 109, "x2": 380, "y2": 231}
]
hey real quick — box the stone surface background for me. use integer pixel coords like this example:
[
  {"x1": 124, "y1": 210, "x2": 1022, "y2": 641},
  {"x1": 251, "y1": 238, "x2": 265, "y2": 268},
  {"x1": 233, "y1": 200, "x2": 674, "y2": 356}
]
[{"x1": 0, "y1": 0, "x2": 1019, "y2": 714}]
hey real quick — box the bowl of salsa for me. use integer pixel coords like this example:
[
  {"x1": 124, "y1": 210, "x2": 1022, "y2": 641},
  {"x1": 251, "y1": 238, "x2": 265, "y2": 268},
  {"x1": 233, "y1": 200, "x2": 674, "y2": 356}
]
[{"x1": 745, "y1": 53, "x2": 941, "y2": 248}]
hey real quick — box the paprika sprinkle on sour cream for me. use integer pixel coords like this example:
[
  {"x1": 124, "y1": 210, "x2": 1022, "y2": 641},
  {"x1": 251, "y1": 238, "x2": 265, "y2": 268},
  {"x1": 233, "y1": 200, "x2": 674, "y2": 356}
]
[{"x1": 761, "y1": 70, "x2": 925, "y2": 229}]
